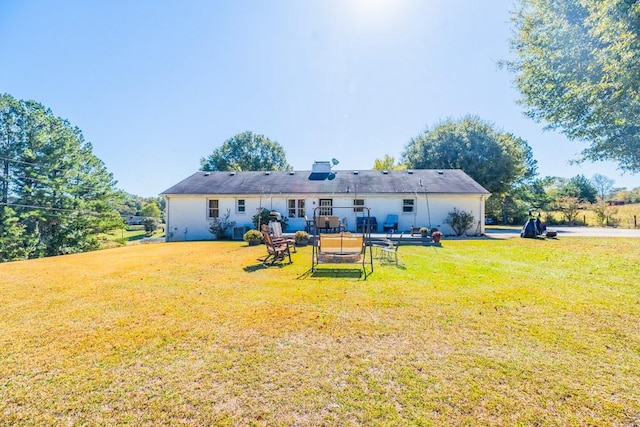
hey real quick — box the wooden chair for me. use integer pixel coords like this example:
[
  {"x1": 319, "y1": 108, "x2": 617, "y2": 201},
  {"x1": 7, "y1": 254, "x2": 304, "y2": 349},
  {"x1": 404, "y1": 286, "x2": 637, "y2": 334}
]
[
  {"x1": 270, "y1": 222, "x2": 296, "y2": 252},
  {"x1": 261, "y1": 230, "x2": 292, "y2": 265}
]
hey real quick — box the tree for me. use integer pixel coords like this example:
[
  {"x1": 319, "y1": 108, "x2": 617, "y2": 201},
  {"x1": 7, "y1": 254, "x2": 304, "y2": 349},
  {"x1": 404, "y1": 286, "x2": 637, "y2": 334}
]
[
  {"x1": 591, "y1": 174, "x2": 615, "y2": 201},
  {"x1": 0, "y1": 206, "x2": 34, "y2": 262},
  {"x1": 560, "y1": 174, "x2": 597, "y2": 203},
  {"x1": 554, "y1": 196, "x2": 581, "y2": 224},
  {"x1": 505, "y1": 0, "x2": 640, "y2": 172},
  {"x1": 402, "y1": 116, "x2": 537, "y2": 196},
  {"x1": 373, "y1": 155, "x2": 406, "y2": 171},
  {"x1": 142, "y1": 217, "x2": 159, "y2": 235},
  {"x1": 200, "y1": 131, "x2": 291, "y2": 172},
  {"x1": 486, "y1": 177, "x2": 554, "y2": 225},
  {"x1": 0, "y1": 94, "x2": 123, "y2": 260},
  {"x1": 140, "y1": 202, "x2": 162, "y2": 219}
]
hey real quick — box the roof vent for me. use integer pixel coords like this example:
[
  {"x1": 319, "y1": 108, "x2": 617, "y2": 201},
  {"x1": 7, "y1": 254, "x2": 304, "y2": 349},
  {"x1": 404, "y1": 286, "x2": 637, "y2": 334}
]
[{"x1": 353, "y1": 171, "x2": 359, "y2": 175}]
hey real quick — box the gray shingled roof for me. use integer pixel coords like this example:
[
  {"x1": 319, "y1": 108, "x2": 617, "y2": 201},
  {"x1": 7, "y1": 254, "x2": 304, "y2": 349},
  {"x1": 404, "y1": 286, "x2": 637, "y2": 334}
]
[{"x1": 161, "y1": 169, "x2": 490, "y2": 196}]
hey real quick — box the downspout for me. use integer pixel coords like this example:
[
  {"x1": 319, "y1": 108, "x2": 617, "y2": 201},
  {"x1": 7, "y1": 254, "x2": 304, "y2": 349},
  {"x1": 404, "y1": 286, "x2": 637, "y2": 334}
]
[
  {"x1": 413, "y1": 190, "x2": 418, "y2": 228},
  {"x1": 164, "y1": 195, "x2": 170, "y2": 241},
  {"x1": 424, "y1": 188, "x2": 432, "y2": 229}
]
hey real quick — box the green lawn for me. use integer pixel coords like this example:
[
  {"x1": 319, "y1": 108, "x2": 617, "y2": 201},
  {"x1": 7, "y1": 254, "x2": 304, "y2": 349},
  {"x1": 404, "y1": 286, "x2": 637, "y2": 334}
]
[
  {"x1": 104, "y1": 224, "x2": 165, "y2": 244},
  {"x1": 1, "y1": 238, "x2": 639, "y2": 426}
]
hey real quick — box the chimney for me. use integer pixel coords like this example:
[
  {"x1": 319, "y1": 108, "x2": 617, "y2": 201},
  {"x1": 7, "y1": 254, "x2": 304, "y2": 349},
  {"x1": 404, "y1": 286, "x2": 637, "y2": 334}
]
[{"x1": 312, "y1": 161, "x2": 332, "y2": 173}]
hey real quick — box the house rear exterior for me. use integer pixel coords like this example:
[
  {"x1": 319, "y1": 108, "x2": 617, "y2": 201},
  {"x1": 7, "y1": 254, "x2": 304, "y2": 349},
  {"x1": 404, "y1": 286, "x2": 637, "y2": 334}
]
[{"x1": 161, "y1": 162, "x2": 490, "y2": 241}]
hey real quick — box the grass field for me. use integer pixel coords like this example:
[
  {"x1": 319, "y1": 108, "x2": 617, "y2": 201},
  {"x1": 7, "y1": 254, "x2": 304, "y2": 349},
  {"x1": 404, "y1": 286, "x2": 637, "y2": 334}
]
[
  {"x1": 547, "y1": 202, "x2": 640, "y2": 228},
  {"x1": 1, "y1": 238, "x2": 639, "y2": 426},
  {"x1": 105, "y1": 225, "x2": 166, "y2": 243}
]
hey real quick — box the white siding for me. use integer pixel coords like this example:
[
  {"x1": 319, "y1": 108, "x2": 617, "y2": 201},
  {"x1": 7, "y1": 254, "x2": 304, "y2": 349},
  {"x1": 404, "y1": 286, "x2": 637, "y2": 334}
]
[{"x1": 165, "y1": 193, "x2": 487, "y2": 241}]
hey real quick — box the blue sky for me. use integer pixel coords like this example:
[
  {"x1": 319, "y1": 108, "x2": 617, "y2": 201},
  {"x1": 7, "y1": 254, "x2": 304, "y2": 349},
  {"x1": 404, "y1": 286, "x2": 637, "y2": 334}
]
[{"x1": 1, "y1": 0, "x2": 637, "y2": 197}]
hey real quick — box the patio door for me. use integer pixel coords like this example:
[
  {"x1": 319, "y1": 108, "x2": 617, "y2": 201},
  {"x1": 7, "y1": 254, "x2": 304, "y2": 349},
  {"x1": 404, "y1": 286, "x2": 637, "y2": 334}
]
[{"x1": 319, "y1": 199, "x2": 333, "y2": 216}]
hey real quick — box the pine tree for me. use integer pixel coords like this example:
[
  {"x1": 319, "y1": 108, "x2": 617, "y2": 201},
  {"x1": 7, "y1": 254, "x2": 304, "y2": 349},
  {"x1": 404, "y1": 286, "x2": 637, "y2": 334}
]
[{"x1": 0, "y1": 94, "x2": 123, "y2": 260}]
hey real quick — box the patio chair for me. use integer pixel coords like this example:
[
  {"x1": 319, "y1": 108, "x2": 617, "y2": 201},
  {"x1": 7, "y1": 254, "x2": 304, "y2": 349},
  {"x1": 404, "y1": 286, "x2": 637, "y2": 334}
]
[
  {"x1": 261, "y1": 230, "x2": 292, "y2": 265},
  {"x1": 315, "y1": 216, "x2": 328, "y2": 233},
  {"x1": 372, "y1": 230, "x2": 394, "y2": 256},
  {"x1": 328, "y1": 216, "x2": 340, "y2": 232},
  {"x1": 382, "y1": 214, "x2": 399, "y2": 232},
  {"x1": 380, "y1": 232, "x2": 403, "y2": 264},
  {"x1": 305, "y1": 216, "x2": 315, "y2": 233}
]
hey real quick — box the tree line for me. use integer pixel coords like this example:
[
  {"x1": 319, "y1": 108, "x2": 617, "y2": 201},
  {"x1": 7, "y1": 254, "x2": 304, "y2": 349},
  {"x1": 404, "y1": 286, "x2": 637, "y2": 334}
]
[
  {"x1": 2, "y1": 0, "x2": 637, "y2": 260},
  {"x1": 0, "y1": 94, "x2": 124, "y2": 261}
]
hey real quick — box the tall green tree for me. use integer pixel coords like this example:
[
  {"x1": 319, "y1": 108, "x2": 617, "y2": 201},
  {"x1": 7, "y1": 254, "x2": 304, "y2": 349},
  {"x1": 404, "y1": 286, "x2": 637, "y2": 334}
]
[
  {"x1": 140, "y1": 202, "x2": 162, "y2": 219},
  {"x1": 505, "y1": 0, "x2": 640, "y2": 171},
  {"x1": 372, "y1": 154, "x2": 406, "y2": 171},
  {"x1": 0, "y1": 95, "x2": 26, "y2": 205},
  {"x1": 402, "y1": 116, "x2": 537, "y2": 195},
  {"x1": 200, "y1": 131, "x2": 291, "y2": 172},
  {"x1": 560, "y1": 174, "x2": 598, "y2": 203},
  {"x1": 0, "y1": 94, "x2": 123, "y2": 260},
  {"x1": 0, "y1": 206, "x2": 34, "y2": 261}
]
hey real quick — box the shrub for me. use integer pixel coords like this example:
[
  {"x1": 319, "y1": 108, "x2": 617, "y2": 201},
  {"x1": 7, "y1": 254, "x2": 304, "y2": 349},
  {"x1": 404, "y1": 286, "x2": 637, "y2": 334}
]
[
  {"x1": 444, "y1": 208, "x2": 475, "y2": 236},
  {"x1": 209, "y1": 209, "x2": 236, "y2": 240},
  {"x1": 294, "y1": 230, "x2": 310, "y2": 242},
  {"x1": 243, "y1": 229, "x2": 263, "y2": 242},
  {"x1": 142, "y1": 217, "x2": 159, "y2": 235},
  {"x1": 251, "y1": 208, "x2": 288, "y2": 231},
  {"x1": 252, "y1": 208, "x2": 271, "y2": 230}
]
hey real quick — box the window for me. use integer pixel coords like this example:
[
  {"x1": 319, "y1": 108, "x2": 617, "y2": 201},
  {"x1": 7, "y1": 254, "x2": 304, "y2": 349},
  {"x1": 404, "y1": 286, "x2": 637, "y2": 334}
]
[
  {"x1": 208, "y1": 199, "x2": 219, "y2": 218},
  {"x1": 236, "y1": 199, "x2": 245, "y2": 214},
  {"x1": 353, "y1": 199, "x2": 365, "y2": 212},
  {"x1": 402, "y1": 199, "x2": 414, "y2": 213},
  {"x1": 319, "y1": 199, "x2": 333, "y2": 216},
  {"x1": 288, "y1": 199, "x2": 305, "y2": 218}
]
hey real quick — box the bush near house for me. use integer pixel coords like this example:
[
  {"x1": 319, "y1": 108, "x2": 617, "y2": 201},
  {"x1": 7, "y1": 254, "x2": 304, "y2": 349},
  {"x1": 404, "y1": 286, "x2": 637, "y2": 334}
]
[
  {"x1": 444, "y1": 208, "x2": 475, "y2": 236},
  {"x1": 209, "y1": 209, "x2": 236, "y2": 239}
]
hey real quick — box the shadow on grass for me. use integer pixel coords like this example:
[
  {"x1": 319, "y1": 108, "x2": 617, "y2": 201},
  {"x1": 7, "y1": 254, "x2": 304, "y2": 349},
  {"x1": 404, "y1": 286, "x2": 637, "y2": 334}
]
[
  {"x1": 243, "y1": 264, "x2": 268, "y2": 273},
  {"x1": 298, "y1": 268, "x2": 370, "y2": 280},
  {"x1": 244, "y1": 259, "x2": 292, "y2": 272},
  {"x1": 377, "y1": 259, "x2": 407, "y2": 270}
]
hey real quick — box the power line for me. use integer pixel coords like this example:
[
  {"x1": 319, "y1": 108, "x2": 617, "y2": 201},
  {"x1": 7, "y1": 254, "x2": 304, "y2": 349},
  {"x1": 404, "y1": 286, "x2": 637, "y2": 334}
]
[
  {"x1": 0, "y1": 156, "x2": 76, "y2": 172},
  {"x1": 0, "y1": 154, "x2": 85, "y2": 175},
  {"x1": 0, "y1": 163, "x2": 116, "y2": 195},
  {"x1": 0, "y1": 202, "x2": 110, "y2": 217}
]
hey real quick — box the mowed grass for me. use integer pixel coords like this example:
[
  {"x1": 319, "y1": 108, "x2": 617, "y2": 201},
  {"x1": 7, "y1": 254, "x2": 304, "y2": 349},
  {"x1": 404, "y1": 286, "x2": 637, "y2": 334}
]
[{"x1": 1, "y1": 238, "x2": 639, "y2": 426}]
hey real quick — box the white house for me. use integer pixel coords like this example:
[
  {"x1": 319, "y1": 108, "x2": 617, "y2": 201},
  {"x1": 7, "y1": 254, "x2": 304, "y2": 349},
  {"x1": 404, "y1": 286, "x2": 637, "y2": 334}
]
[{"x1": 160, "y1": 161, "x2": 490, "y2": 241}]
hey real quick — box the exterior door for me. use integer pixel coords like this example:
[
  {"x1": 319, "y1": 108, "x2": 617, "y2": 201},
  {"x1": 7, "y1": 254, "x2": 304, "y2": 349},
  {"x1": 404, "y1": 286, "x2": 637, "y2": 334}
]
[{"x1": 319, "y1": 199, "x2": 333, "y2": 216}]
